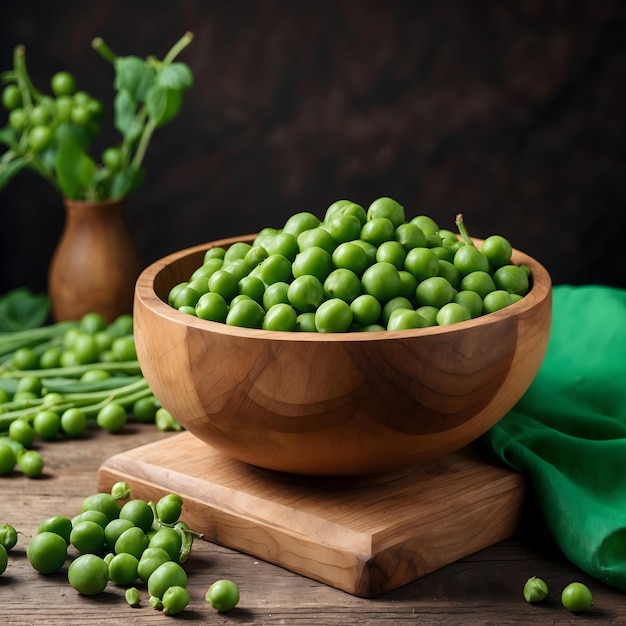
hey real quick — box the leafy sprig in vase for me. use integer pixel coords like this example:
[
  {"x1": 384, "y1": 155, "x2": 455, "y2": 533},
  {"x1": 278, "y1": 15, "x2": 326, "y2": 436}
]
[{"x1": 0, "y1": 32, "x2": 194, "y2": 321}]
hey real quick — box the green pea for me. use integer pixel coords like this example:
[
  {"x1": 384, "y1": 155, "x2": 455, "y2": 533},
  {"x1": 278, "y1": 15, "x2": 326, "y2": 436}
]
[
  {"x1": 115, "y1": 526, "x2": 149, "y2": 560},
  {"x1": 482, "y1": 290, "x2": 513, "y2": 314},
  {"x1": 283, "y1": 211, "x2": 322, "y2": 237},
  {"x1": 27, "y1": 531, "x2": 67, "y2": 574},
  {"x1": 453, "y1": 244, "x2": 489, "y2": 276},
  {"x1": 155, "y1": 494, "x2": 184, "y2": 525},
  {"x1": 481, "y1": 234, "x2": 512, "y2": 267},
  {"x1": 315, "y1": 298, "x2": 353, "y2": 333},
  {"x1": 104, "y1": 518, "x2": 135, "y2": 550},
  {"x1": 162, "y1": 585, "x2": 191, "y2": 615},
  {"x1": 68, "y1": 553, "x2": 109, "y2": 595},
  {"x1": 523, "y1": 576, "x2": 549, "y2": 603},
  {"x1": 37, "y1": 515, "x2": 73, "y2": 545},
  {"x1": 493, "y1": 264, "x2": 529, "y2": 296},
  {"x1": 226, "y1": 299, "x2": 265, "y2": 329},
  {"x1": 70, "y1": 520, "x2": 106, "y2": 555},
  {"x1": 148, "y1": 527, "x2": 182, "y2": 562},
  {"x1": 96, "y1": 402, "x2": 127, "y2": 433},
  {"x1": 125, "y1": 586, "x2": 142, "y2": 607},
  {"x1": 0, "y1": 544, "x2": 7, "y2": 576},
  {"x1": 360, "y1": 217, "x2": 395, "y2": 247},
  {"x1": 119, "y1": 499, "x2": 154, "y2": 533},
  {"x1": 82, "y1": 492, "x2": 122, "y2": 522},
  {"x1": 33, "y1": 410, "x2": 61, "y2": 441},
  {"x1": 137, "y1": 547, "x2": 172, "y2": 583},
  {"x1": 0, "y1": 524, "x2": 18, "y2": 551},
  {"x1": 147, "y1": 561, "x2": 188, "y2": 600},
  {"x1": 0, "y1": 444, "x2": 17, "y2": 476},
  {"x1": 108, "y1": 552, "x2": 139, "y2": 586},
  {"x1": 387, "y1": 308, "x2": 428, "y2": 331},
  {"x1": 262, "y1": 303, "x2": 298, "y2": 331},
  {"x1": 295, "y1": 312, "x2": 317, "y2": 332},
  {"x1": 206, "y1": 579, "x2": 240, "y2": 612},
  {"x1": 61, "y1": 407, "x2": 87, "y2": 437},
  {"x1": 561, "y1": 582, "x2": 594, "y2": 612},
  {"x1": 436, "y1": 302, "x2": 471, "y2": 326},
  {"x1": 18, "y1": 450, "x2": 44, "y2": 478},
  {"x1": 415, "y1": 276, "x2": 455, "y2": 309}
]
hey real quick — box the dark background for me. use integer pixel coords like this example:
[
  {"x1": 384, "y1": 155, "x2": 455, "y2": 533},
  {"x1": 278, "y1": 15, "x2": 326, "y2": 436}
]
[{"x1": 1, "y1": 0, "x2": 625, "y2": 295}]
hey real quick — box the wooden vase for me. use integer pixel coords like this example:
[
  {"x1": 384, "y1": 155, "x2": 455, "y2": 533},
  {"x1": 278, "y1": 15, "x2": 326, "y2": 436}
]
[{"x1": 48, "y1": 197, "x2": 143, "y2": 323}]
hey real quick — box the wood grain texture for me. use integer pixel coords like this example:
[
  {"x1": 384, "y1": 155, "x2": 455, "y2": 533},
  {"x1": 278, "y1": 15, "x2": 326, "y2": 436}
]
[
  {"x1": 97, "y1": 432, "x2": 526, "y2": 597},
  {"x1": 133, "y1": 236, "x2": 552, "y2": 476},
  {"x1": 3, "y1": 424, "x2": 626, "y2": 625}
]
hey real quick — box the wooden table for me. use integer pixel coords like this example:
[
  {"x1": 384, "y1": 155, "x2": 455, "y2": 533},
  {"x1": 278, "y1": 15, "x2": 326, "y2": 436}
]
[{"x1": 2, "y1": 423, "x2": 624, "y2": 625}]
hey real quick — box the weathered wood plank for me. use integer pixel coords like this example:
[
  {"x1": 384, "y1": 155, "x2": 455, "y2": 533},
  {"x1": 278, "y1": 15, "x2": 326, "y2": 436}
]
[{"x1": 2, "y1": 424, "x2": 624, "y2": 625}]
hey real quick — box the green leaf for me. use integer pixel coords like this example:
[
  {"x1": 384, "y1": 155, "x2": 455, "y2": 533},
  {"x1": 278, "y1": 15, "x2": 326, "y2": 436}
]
[
  {"x1": 0, "y1": 125, "x2": 18, "y2": 148},
  {"x1": 113, "y1": 90, "x2": 143, "y2": 144},
  {"x1": 156, "y1": 62, "x2": 193, "y2": 90},
  {"x1": 39, "y1": 145, "x2": 58, "y2": 172},
  {"x1": 0, "y1": 154, "x2": 28, "y2": 192},
  {"x1": 110, "y1": 166, "x2": 143, "y2": 199},
  {"x1": 77, "y1": 153, "x2": 97, "y2": 191},
  {"x1": 146, "y1": 85, "x2": 182, "y2": 127},
  {"x1": 114, "y1": 56, "x2": 155, "y2": 103},
  {"x1": 54, "y1": 121, "x2": 93, "y2": 152},
  {"x1": 0, "y1": 288, "x2": 50, "y2": 332},
  {"x1": 0, "y1": 69, "x2": 17, "y2": 82},
  {"x1": 55, "y1": 123, "x2": 97, "y2": 199}
]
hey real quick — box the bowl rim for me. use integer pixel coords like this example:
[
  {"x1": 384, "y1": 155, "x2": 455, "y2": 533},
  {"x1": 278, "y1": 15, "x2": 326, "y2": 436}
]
[{"x1": 135, "y1": 234, "x2": 552, "y2": 343}]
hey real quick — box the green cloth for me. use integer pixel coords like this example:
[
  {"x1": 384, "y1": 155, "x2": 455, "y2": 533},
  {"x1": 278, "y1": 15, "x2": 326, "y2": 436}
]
[{"x1": 483, "y1": 284, "x2": 626, "y2": 591}]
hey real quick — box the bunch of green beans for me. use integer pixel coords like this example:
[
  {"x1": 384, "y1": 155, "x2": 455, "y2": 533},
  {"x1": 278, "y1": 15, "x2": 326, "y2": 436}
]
[{"x1": 0, "y1": 311, "x2": 180, "y2": 478}]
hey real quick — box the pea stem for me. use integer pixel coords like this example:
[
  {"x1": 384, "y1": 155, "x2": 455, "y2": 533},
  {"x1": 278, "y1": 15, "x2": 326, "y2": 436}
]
[
  {"x1": 91, "y1": 37, "x2": 117, "y2": 63},
  {"x1": 13, "y1": 45, "x2": 37, "y2": 108},
  {"x1": 129, "y1": 32, "x2": 193, "y2": 172},
  {"x1": 455, "y1": 213, "x2": 474, "y2": 246},
  {"x1": 130, "y1": 117, "x2": 156, "y2": 171},
  {"x1": 163, "y1": 31, "x2": 194, "y2": 65}
]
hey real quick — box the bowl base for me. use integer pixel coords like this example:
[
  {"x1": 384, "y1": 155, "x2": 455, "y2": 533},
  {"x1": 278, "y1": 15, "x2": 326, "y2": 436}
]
[
  {"x1": 97, "y1": 431, "x2": 526, "y2": 597},
  {"x1": 249, "y1": 463, "x2": 418, "y2": 489}
]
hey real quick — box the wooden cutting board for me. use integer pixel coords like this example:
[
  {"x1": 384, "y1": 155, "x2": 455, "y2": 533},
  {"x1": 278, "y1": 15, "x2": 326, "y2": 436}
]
[{"x1": 97, "y1": 431, "x2": 526, "y2": 598}]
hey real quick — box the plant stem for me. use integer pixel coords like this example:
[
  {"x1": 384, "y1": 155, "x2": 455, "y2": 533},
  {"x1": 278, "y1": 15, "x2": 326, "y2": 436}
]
[
  {"x1": 163, "y1": 32, "x2": 194, "y2": 65},
  {"x1": 13, "y1": 45, "x2": 38, "y2": 108},
  {"x1": 91, "y1": 37, "x2": 118, "y2": 64},
  {"x1": 130, "y1": 117, "x2": 157, "y2": 170},
  {"x1": 129, "y1": 32, "x2": 193, "y2": 172},
  {"x1": 455, "y1": 213, "x2": 474, "y2": 246}
]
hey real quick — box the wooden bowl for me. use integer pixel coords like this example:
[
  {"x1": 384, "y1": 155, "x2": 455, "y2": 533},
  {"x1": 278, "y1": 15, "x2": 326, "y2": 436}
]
[{"x1": 134, "y1": 235, "x2": 552, "y2": 477}]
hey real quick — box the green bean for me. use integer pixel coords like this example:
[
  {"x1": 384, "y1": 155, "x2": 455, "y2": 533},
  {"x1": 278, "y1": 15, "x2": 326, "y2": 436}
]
[
  {"x1": 0, "y1": 321, "x2": 77, "y2": 358},
  {"x1": 41, "y1": 374, "x2": 143, "y2": 394},
  {"x1": 2, "y1": 359, "x2": 142, "y2": 379},
  {"x1": 0, "y1": 377, "x2": 151, "y2": 432}
]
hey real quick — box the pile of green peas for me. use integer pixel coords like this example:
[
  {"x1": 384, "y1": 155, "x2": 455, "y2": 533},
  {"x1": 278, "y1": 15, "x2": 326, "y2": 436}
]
[
  {"x1": 1, "y1": 69, "x2": 104, "y2": 156},
  {"x1": 0, "y1": 312, "x2": 181, "y2": 479},
  {"x1": 168, "y1": 197, "x2": 531, "y2": 332},
  {"x1": 20, "y1": 482, "x2": 240, "y2": 616}
]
